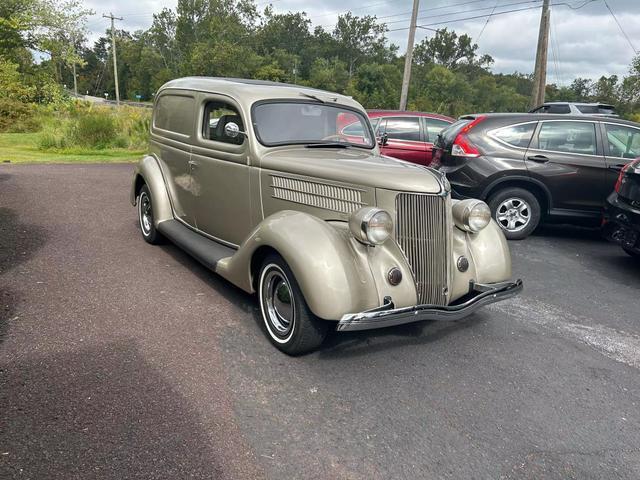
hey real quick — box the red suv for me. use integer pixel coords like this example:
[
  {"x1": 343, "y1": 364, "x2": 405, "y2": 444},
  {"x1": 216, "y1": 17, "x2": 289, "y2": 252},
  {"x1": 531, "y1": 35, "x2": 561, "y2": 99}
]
[{"x1": 366, "y1": 110, "x2": 454, "y2": 166}]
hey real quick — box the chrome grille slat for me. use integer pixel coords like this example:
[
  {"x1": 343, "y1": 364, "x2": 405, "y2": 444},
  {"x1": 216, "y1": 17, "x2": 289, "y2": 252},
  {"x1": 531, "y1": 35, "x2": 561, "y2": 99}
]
[{"x1": 395, "y1": 193, "x2": 449, "y2": 306}]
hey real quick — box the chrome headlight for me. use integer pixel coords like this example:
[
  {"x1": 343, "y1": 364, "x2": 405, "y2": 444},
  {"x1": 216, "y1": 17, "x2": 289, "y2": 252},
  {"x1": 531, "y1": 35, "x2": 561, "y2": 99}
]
[
  {"x1": 452, "y1": 199, "x2": 491, "y2": 233},
  {"x1": 349, "y1": 207, "x2": 393, "y2": 245}
]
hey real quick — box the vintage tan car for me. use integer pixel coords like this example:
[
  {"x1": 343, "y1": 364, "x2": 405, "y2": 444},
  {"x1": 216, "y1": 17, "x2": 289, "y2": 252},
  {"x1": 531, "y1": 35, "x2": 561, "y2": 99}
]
[{"x1": 131, "y1": 77, "x2": 522, "y2": 355}]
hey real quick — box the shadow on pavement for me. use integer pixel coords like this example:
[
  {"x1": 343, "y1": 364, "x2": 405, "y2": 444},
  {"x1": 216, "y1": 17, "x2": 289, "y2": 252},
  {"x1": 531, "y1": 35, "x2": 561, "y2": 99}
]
[
  {"x1": 0, "y1": 207, "x2": 48, "y2": 345},
  {"x1": 318, "y1": 314, "x2": 485, "y2": 359},
  {"x1": 155, "y1": 238, "x2": 489, "y2": 358},
  {"x1": 532, "y1": 223, "x2": 604, "y2": 242},
  {"x1": 0, "y1": 341, "x2": 224, "y2": 480}
]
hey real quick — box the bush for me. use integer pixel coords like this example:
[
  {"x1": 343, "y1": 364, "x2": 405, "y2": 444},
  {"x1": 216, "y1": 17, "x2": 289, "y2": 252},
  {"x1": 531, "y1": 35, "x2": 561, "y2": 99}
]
[
  {"x1": 68, "y1": 112, "x2": 117, "y2": 148},
  {"x1": 0, "y1": 98, "x2": 40, "y2": 133},
  {"x1": 36, "y1": 103, "x2": 150, "y2": 152}
]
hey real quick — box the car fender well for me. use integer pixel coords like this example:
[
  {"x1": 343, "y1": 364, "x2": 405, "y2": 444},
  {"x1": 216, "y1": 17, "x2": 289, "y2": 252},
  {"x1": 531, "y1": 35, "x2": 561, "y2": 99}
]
[
  {"x1": 215, "y1": 211, "x2": 418, "y2": 320},
  {"x1": 483, "y1": 177, "x2": 551, "y2": 215},
  {"x1": 131, "y1": 155, "x2": 173, "y2": 226}
]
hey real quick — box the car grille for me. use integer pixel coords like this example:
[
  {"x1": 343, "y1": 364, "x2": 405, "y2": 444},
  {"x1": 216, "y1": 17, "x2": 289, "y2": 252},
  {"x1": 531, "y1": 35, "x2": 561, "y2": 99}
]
[{"x1": 395, "y1": 193, "x2": 450, "y2": 306}]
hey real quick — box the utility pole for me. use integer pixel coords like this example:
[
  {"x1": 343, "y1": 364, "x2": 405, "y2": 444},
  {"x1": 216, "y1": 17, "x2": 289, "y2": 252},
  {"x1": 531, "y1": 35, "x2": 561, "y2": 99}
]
[
  {"x1": 530, "y1": 0, "x2": 550, "y2": 108},
  {"x1": 73, "y1": 62, "x2": 78, "y2": 96},
  {"x1": 103, "y1": 12, "x2": 123, "y2": 106},
  {"x1": 399, "y1": 0, "x2": 420, "y2": 110}
]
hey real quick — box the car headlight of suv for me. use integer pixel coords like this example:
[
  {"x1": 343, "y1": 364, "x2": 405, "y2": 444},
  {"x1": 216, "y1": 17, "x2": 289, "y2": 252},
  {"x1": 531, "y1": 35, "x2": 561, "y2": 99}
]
[
  {"x1": 452, "y1": 199, "x2": 491, "y2": 233},
  {"x1": 349, "y1": 207, "x2": 393, "y2": 245}
]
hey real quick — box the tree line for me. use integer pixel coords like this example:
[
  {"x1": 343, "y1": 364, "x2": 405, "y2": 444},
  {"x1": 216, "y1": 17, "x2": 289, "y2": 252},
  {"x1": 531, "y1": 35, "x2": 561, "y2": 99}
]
[{"x1": 1, "y1": 0, "x2": 639, "y2": 120}]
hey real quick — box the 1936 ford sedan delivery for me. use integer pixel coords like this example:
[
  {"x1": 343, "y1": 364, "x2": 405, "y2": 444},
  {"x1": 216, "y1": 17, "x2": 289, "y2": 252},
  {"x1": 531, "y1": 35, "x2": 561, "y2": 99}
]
[{"x1": 131, "y1": 77, "x2": 522, "y2": 355}]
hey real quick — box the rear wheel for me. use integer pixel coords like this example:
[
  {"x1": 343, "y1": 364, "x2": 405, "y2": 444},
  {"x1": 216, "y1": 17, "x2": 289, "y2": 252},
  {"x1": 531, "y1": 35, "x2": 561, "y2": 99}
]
[
  {"x1": 137, "y1": 184, "x2": 163, "y2": 244},
  {"x1": 623, "y1": 246, "x2": 640, "y2": 258},
  {"x1": 258, "y1": 254, "x2": 329, "y2": 355},
  {"x1": 488, "y1": 187, "x2": 541, "y2": 240}
]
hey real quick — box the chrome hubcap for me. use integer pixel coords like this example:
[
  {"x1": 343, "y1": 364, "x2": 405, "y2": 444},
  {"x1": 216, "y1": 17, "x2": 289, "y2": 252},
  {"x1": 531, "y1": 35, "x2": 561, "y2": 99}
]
[
  {"x1": 261, "y1": 268, "x2": 295, "y2": 338},
  {"x1": 139, "y1": 192, "x2": 152, "y2": 235},
  {"x1": 496, "y1": 197, "x2": 530, "y2": 232}
]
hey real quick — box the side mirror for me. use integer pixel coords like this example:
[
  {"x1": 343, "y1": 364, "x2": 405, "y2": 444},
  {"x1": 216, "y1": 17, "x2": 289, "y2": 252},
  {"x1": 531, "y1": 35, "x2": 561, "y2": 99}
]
[
  {"x1": 224, "y1": 122, "x2": 246, "y2": 139},
  {"x1": 377, "y1": 132, "x2": 389, "y2": 146}
]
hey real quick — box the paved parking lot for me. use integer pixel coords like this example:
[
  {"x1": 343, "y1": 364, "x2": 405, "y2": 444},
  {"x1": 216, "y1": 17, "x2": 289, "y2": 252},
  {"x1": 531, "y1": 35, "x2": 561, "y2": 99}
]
[{"x1": 1, "y1": 164, "x2": 639, "y2": 479}]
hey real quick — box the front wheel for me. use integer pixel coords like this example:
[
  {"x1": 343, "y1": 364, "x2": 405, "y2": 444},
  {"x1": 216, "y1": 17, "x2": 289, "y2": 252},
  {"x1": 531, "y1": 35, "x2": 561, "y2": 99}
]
[
  {"x1": 623, "y1": 246, "x2": 640, "y2": 258},
  {"x1": 258, "y1": 254, "x2": 329, "y2": 355},
  {"x1": 488, "y1": 187, "x2": 541, "y2": 240}
]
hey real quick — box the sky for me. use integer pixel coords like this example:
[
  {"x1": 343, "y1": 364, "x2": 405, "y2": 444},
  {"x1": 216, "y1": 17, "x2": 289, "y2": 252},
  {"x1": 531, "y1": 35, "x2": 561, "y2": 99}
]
[{"x1": 81, "y1": 0, "x2": 639, "y2": 85}]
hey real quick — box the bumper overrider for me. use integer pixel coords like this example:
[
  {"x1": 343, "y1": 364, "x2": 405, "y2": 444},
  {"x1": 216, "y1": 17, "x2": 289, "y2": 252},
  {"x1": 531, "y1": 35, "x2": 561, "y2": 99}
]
[{"x1": 337, "y1": 279, "x2": 523, "y2": 332}]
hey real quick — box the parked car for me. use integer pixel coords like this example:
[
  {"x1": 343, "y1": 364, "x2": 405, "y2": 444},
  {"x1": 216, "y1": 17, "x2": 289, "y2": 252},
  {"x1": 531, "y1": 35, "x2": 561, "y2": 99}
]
[
  {"x1": 131, "y1": 77, "x2": 522, "y2": 354},
  {"x1": 432, "y1": 113, "x2": 640, "y2": 239},
  {"x1": 603, "y1": 158, "x2": 640, "y2": 257},
  {"x1": 529, "y1": 102, "x2": 618, "y2": 117},
  {"x1": 343, "y1": 110, "x2": 454, "y2": 166}
]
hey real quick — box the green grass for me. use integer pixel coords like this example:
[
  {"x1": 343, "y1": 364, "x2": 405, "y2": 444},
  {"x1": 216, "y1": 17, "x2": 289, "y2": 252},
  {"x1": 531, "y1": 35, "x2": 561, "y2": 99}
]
[{"x1": 0, "y1": 133, "x2": 144, "y2": 164}]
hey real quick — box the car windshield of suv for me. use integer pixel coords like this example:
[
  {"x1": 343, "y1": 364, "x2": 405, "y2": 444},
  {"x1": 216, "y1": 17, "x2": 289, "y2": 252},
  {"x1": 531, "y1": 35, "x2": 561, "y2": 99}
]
[{"x1": 253, "y1": 102, "x2": 374, "y2": 148}]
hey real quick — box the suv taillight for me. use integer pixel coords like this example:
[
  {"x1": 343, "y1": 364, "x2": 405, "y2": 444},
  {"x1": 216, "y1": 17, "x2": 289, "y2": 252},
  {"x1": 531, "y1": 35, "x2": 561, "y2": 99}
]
[
  {"x1": 452, "y1": 116, "x2": 486, "y2": 158},
  {"x1": 615, "y1": 159, "x2": 639, "y2": 192}
]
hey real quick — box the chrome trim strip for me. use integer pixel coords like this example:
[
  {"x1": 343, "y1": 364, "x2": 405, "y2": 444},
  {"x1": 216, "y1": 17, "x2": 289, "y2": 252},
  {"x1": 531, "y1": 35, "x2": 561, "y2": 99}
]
[{"x1": 337, "y1": 280, "x2": 523, "y2": 331}]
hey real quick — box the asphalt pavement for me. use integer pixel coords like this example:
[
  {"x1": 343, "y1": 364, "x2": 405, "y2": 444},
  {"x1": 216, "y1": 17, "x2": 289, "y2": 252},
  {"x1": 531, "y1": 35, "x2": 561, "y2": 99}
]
[{"x1": 1, "y1": 164, "x2": 639, "y2": 480}]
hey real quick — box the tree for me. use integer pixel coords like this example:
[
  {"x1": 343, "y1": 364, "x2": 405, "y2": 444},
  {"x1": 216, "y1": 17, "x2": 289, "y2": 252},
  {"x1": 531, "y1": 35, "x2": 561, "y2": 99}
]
[
  {"x1": 331, "y1": 13, "x2": 391, "y2": 77},
  {"x1": 413, "y1": 28, "x2": 492, "y2": 70}
]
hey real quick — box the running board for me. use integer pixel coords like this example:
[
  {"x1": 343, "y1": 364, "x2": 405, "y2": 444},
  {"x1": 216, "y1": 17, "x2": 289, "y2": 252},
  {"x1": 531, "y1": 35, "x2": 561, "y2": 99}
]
[{"x1": 157, "y1": 220, "x2": 236, "y2": 270}]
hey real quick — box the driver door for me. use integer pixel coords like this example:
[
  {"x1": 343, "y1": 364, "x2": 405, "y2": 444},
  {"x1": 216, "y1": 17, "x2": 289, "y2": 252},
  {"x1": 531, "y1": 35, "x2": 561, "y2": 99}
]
[{"x1": 190, "y1": 96, "x2": 251, "y2": 246}]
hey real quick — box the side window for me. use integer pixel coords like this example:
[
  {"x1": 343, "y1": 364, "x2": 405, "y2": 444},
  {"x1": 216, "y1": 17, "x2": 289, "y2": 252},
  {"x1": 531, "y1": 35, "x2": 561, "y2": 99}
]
[
  {"x1": 605, "y1": 124, "x2": 640, "y2": 159},
  {"x1": 547, "y1": 104, "x2": 571, "y2": 114},
  {"x1": 154, "y1": 95, "x2": 195, "y2": 136},
  {"x1": 492, "y1": 123, "x2": 537, "y2": 148},
  {"x1": 425, "y1": 118, "x2": 452, "y2": 141},
  {"x1": 382, "y1": 116, "x2": 421, "y2": 142},
  {"x1": 203, "y1": 101, "x2": 245, "y2": 145},
  {"x1": 537, "y1": 121, "x2": 597, "y2": 155}
]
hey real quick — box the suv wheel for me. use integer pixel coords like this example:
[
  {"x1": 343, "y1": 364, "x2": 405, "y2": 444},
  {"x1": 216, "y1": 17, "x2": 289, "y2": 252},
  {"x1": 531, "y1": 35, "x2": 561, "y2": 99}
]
[
  {"x1": 137, "y1": 184, "x2": 163, "y2": 244},
  {"x1": 258, "y1": 254, "x2": 329, "y2": 355},
  {"x1": 488, "y1": 187, "x2": 541, "y2": 240}
]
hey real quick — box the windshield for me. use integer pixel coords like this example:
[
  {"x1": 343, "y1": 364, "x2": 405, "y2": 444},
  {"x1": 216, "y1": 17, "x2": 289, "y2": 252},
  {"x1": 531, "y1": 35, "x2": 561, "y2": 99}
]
[{"x1": 252, "y1": 101, "x2": 375, "y2": 148}]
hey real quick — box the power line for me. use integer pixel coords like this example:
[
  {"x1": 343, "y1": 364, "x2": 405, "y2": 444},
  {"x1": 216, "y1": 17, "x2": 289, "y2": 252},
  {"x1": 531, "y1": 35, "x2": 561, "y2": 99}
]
[
  {"x1": 476, "y1": 0, "x2": 499, "y2": 41},
  {"x1": 603, "y1": 0, "x2": 637, "y2": 54},
  {"x1": 550, "y1": 5, "x2": 562, "y2": 84},
  {"x1": 387, "y1": 0, "x2": 595, "y2": 32}
]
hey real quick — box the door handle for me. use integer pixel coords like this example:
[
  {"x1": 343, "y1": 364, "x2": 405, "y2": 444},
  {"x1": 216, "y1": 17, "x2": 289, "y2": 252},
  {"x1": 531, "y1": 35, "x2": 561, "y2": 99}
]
[
  {"x1": 188, "y1": 160, "x2": 198, "y2": 169},
  {"x1": 527, "y1": 155, "x2": 549, "y2": 163},
  {"x1": 608, "y1": 164, "x2": 625, "y2": 171}
]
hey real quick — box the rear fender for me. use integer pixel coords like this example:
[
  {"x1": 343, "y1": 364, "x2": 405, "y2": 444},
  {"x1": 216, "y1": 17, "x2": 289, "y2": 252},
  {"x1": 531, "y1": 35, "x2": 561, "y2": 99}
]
[{"x1": 131, "y1": 155, "x2": 173, "y2": 226}]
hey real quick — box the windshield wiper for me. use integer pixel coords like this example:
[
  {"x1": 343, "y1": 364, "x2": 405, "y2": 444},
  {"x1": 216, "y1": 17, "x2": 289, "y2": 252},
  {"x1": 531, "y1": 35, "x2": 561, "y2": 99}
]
[
  {"x1": 305, "y1": 142, "x2": 350, "y2": 149},
  {"x1": 299, "y1": 92, "x2": 326, "y2": 103}
]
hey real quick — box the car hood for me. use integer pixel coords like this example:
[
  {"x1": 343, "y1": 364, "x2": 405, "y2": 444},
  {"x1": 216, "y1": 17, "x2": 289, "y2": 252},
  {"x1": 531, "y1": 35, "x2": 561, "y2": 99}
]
[{"x1": 259, "y1": 146, "x2": 444, "y2": 194}]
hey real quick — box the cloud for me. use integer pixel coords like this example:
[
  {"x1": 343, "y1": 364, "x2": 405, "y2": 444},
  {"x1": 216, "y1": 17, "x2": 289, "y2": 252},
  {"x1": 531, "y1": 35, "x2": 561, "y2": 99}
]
[{"x1": 82, "y1": 0, "x2": 639, "y2": 84}]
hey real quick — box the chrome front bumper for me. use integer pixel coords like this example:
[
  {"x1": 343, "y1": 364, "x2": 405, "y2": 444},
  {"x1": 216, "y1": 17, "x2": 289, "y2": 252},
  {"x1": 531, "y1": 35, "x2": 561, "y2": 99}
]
[{"x1": 336, "y1": 279, "x2": 523, "y2": 332}]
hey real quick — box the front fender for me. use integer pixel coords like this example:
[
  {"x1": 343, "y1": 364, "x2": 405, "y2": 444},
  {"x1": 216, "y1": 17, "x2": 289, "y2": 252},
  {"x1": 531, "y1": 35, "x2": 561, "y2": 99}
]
[
  {"x1": 449, "y1": 220, "x2": 512, "y2": 301},
  {"x1": 131, "y1": 155, "x2": 173, "y2": 226},
  {"x1": 215, "y1": 210, "x2": 417, "y2": 320}
]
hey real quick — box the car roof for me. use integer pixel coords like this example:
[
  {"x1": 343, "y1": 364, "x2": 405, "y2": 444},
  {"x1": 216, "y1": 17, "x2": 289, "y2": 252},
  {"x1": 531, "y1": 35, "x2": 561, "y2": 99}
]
[
  {"x1": 540, "y1": 101, "x2": 615, "y2": 107},
  {"x1": 157, "y1": 77, "x2": 364, "y2": 112},
  {"x1": 367, "y1": 110, "x2": 454, "y2": 122},
  {"x1": 459, "y1": 112, "x2": 639, "y2": 127}
]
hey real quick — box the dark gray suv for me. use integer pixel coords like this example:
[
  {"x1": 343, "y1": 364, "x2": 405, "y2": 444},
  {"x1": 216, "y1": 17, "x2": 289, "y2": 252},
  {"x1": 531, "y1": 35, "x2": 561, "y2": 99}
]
[{"x1": 432, "y1": 113, "x2": 640, "y2": 239}]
